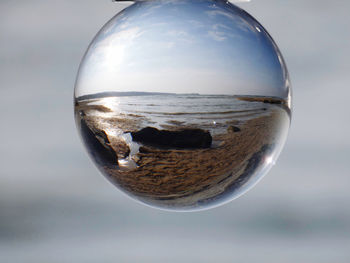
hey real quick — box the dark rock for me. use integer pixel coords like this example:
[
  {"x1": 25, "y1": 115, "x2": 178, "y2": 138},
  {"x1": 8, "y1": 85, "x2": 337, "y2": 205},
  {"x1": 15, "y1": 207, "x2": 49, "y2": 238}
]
[
  {"x1": 79, "y1": 110, "x2": 86, "y2": 117},
  {"x1": 131, "y1": 127, "x2": 212, "y2": 149},
  {"x1": 227, "y1": 126, "x2": 241, "y2": 133},
  {"x1": 139, "y1": 146, "x2": 152, "y2": 153},
  {"x1": 263, "y1": 99, "x2": 282, "y2": 105},
  {"x1": 80, "y1": 118, "x2": 118, "y2": 166},
  {"x1": 114, "y1": 140, "x2": 131, "y2": 159},
  {"x1": 94, "y1": 129, "x2": 110, "y2": 146}
]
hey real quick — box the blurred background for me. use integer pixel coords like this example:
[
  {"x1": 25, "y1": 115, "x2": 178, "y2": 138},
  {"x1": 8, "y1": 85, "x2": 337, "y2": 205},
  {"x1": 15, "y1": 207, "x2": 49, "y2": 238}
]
[{"x1": 1, "y1": 0, "x2": 349, "y2": 262}]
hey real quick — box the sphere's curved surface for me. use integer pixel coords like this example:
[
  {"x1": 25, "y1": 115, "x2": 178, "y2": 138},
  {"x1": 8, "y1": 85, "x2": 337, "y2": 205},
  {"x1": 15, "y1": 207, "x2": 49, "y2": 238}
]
[{"x1": 74, "y1": 0, "x2": 291, "y2": 211}]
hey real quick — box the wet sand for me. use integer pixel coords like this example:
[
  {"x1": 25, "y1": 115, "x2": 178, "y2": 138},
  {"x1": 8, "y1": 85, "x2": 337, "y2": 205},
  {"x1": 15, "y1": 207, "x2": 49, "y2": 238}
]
[{"x1": 75, "y1": 97, "x2": 288, "y2": 209}]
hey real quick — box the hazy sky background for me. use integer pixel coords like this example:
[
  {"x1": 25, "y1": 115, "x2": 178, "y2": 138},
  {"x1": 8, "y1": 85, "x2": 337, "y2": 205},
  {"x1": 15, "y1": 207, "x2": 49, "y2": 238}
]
[{"x1": 1, "y1": 0, "x2": 349, "y2": 262}]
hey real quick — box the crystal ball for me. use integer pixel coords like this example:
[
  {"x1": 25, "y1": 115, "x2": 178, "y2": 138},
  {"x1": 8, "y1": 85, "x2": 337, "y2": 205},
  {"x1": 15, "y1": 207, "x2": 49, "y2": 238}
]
[{"x1": 74, "y1": 0, "x2": 291, "y2": 211}]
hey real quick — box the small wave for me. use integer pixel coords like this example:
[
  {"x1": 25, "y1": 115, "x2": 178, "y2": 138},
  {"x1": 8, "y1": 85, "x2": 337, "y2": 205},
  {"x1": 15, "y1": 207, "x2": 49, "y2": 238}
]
[{"x1": 134, "y1": 108, "x2": 267, "y2": 116}]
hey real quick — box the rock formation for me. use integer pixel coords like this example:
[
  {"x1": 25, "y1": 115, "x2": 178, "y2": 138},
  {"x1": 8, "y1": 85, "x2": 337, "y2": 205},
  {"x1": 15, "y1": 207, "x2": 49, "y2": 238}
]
[
  {"x1": 130, "y1": 127, "x2": 212, "y2": 149},
  {"x1": 227, "y1": 125, "x2": 241, "y2": 133},
  {"x1": 80, "y1": 118, "x2": 118, "y2": 166}
]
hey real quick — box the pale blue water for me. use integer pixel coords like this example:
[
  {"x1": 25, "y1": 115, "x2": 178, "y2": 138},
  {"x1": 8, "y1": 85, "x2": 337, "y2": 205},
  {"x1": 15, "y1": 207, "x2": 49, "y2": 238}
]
[{"x1": 88, "y1": 94, "x2": 275, "y2": 135}]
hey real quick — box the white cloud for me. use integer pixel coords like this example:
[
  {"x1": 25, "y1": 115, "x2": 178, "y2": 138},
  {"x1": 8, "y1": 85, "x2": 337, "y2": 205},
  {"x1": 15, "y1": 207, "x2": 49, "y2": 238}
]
[{"x1": 208, "y1": 30, "x2": 226, "y2": 41}]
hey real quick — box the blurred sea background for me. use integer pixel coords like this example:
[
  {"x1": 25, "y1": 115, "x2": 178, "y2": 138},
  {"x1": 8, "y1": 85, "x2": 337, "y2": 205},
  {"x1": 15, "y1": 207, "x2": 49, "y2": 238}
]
[{"x1": 1, "y1": 0, "x2": 349, "y2": 262}]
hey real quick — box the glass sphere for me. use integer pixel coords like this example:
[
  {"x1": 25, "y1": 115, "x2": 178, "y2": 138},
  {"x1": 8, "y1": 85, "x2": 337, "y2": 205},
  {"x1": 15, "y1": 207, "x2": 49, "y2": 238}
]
[{"x1": 74, "y1": 0, "x2": 291, "y2": 211}]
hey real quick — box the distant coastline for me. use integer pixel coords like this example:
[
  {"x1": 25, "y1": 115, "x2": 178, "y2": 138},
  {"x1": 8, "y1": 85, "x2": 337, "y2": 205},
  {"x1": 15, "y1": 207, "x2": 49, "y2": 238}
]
[
  {"x1": 75, "y1": 91, "x2": 200, "y2": 102},
  {"x1": 234, "y1": 95, "x2": 287, "y2": 105},
  {"x1": 75, "y1": 91, "x2": 288, "y2": 105}
]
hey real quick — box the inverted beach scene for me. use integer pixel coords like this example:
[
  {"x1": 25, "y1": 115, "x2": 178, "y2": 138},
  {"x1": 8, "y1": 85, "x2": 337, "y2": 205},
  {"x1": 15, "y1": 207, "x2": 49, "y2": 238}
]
[
  {"x1": 74, "y1": 0, "x2": 291, "y2": 210},
  {"x1": 75, "y1": 92, "x2": 290, "y2": 210}
]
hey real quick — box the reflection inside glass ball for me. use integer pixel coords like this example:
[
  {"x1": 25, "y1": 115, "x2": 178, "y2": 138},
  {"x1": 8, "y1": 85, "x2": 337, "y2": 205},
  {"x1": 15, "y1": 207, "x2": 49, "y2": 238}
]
[{"x1": 74, "y1": 0, "x2": 291, "y2": 211}]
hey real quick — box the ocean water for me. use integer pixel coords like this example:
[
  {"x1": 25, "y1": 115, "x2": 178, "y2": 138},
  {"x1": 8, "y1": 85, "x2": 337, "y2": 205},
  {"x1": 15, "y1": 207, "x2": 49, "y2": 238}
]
[{"x1": 86, "y1": 94, "x2": 281, "y2": 135}]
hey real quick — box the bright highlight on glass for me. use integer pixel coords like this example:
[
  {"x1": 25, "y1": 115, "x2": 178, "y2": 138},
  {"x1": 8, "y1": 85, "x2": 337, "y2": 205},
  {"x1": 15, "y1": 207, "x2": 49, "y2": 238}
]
[{"x1": 74, "y1": 0, "x2": 291, "y2": 211}]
